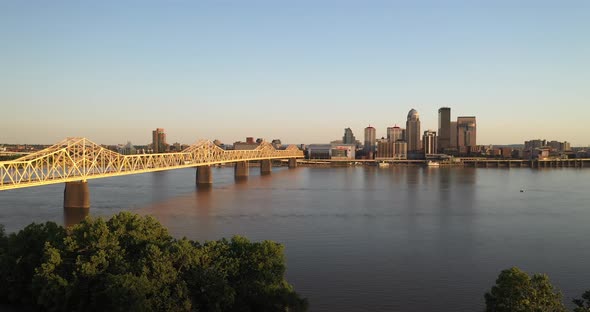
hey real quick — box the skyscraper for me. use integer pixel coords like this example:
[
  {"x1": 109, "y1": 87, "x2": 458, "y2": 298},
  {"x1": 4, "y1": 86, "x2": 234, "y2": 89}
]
[
  {"x1": 405, "y1": 109, "x2": 421, "y2": 153},
  {"x1": 438, "y1": 107, "x2": 451, "y2": 152},
  {"x1": 343, "y1": 128, "x2": 356, "y2": 144},
  {"x1": 423, "y1": 130, "x2": 437, "y2": 155},
  {"x1": 152, "y1": 128, "x2": 167, "y2": 153},
  {"x1": 364, "y1": 126, "x2": 376, "y2": 156},
  {"x1": 387, "y1": 126, "x2": 404, "y2": 142},
  {"x1": 450, "y1": 121, "x2": 458, "y2": 149},
  {"x1": 457, "y1": 117, "x2": 476, "y2": 151}
]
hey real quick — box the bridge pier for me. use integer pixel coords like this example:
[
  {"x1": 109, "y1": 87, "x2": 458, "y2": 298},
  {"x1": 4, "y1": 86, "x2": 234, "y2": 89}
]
[
  {"x1": 235, "y1": 161, "x2": 249, "y2": 180},
  {"x1": 196, "y1": 166, "x2": 212, "y2": 188},
  {"x1": 261, "y1": 159, "x2": 272, "y2": 175},
  {"x1": 64, "y1": 181, "x2": 90, "y2": 209},
  {"x1": 288, "y1": 158, "x2": 297, "y2": 169}
]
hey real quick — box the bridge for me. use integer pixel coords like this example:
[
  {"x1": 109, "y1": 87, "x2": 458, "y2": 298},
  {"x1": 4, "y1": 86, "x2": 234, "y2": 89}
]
[{"x1": 0, "y1": 137, "x2": 303, "y2": 209}]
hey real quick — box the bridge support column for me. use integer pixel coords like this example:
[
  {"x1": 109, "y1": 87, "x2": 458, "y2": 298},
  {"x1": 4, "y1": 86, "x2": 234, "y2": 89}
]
[
  {"x1": 196, "y1": 166, "x2": 212, "y2": 188},
  {"x1": 64, "y1": 181, "x2": 90, "y2": 209},
  {"x1": 235, "y1": 161, "x2": 249, "y2": 180},
  {"x1": 261, "y1": 159, "x2": 272, "y2": 175},
  {"x1": 288, "y1": 158, "x2": 297, "y2": 169}
]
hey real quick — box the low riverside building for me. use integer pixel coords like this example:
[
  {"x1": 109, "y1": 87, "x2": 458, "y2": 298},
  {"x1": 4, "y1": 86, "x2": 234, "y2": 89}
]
[
  {"x1": 375, "y1": 141, "x2": 407, "y2": 160},
  {"x1": 307, "y1": 143, "x2": 356, "y2": 160}
]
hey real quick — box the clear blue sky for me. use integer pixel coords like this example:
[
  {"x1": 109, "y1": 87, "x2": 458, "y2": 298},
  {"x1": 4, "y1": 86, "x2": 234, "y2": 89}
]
[{"x1": 1, "y1": 1, "x2": 589, "y2": 146}]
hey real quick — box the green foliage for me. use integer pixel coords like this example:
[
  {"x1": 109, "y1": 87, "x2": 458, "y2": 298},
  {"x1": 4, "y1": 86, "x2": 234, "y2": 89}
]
[
  {"x1": 0, "y1": 212, "x2": 307, "y2": 311},
  {"x1": 484, "y1": 267, "x2": 566, "y2": 312},
  {"x1": 573, "y1": 291, "x2": 590, "y2": 312},
  {"x1": 0, "y1": 222, "x2": 66, "y2": 307}
]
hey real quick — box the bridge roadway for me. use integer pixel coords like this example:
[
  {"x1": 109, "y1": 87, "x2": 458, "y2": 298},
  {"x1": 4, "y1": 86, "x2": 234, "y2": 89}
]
[{"x1": 0, "y1": 137, "x2": 303, "y2": 209}]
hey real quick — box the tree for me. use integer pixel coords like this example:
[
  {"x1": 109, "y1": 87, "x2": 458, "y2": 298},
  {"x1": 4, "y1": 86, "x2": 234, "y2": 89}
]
[
  {"x1": 0, "y1": 222, "x2": 66, "y2": 307},
  {"x1": 573, "y1": 290, "x2": 590, "y2": 312},
  {"x1": 484, "y1": 267, "x2": 566, "y2": 312},
  {"x1": 1, "y1": 212, "x2": 307, "y2": 311}
]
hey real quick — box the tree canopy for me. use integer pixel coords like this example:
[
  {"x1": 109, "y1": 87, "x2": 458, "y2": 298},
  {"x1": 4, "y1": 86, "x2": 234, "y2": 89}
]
[
  {"x1": 0, "y1": 212, "x2": 307, "y2": 311},
  {"x1": 485, "y1": 267, "x2": 567, "y2": 312}
]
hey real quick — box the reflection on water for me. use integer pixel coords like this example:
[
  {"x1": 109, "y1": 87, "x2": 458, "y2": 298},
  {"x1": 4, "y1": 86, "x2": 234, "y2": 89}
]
[
  {"x1": 63, "y1": 207, "x2": 89, "y2": 227},
  {"x1": 1, "y1": 167, "x2": 590, "y2": 311}
]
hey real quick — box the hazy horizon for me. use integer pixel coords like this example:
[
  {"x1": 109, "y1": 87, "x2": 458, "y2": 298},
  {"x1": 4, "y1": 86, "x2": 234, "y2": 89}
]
[{"x1": 1, "y1": 1, "x2": 589, "y2": 146}]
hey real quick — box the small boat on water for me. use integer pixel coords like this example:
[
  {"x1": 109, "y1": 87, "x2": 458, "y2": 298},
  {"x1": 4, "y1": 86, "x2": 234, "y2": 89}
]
[
  {"x1": 378, "y1": 162, "x2": 390, "y2": 168},
  {"x1": 426, "y1": 161, "x2": 440, "y2": 167}
]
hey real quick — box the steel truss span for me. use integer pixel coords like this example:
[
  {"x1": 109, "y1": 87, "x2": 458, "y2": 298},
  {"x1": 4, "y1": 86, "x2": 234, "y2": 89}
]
[{"x1": 0, "y1": 137, "x2": 303, "y2": 191}]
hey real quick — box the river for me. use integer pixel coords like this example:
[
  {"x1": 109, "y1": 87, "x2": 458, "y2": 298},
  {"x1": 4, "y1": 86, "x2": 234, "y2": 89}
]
[{"x1": 1, "y1": 166, "x2": 589, "y2": 311}]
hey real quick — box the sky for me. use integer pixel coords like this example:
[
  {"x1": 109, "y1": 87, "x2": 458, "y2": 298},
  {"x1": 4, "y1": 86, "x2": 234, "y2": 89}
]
[{"x1": 1, "y1": 1, "x2": 589, "y2": 146}]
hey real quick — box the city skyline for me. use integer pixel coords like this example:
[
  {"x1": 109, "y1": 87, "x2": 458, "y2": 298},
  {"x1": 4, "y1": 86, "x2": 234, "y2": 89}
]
[{"x1": 1, "y1": 1, "x2": 589, "y2": 145}]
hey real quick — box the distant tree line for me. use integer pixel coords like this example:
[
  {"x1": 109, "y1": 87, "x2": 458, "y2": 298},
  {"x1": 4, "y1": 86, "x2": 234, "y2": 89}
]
[{"x1": 0, "y1": 212, "x2": 308, "y2": 311}]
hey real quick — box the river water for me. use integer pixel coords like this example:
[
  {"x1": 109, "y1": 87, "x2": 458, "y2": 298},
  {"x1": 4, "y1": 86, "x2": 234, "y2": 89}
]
[{"x1": 1, "y1": 166, "x2": 589, "y2": 311}]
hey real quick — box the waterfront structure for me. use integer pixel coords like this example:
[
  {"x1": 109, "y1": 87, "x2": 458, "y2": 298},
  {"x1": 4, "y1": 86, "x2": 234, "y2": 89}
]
[
  {"x1": 395, "y1": 141, "x2": 408, "y2": 159},
  {"x1": 405, "y1": 109, "x2": 421, "y2": 154},
  {"x1": 423, "y1": 130, "x2": 437, "y2": 155},
  {"x1": 376, "y1": 141, "x2": 394, "y2": 159},
  {"x1": 457, "y1": 117, "x2": 476, "y2": 154},
  {"x1": 438, "y1": 107, "x2": 451, "y2": 152},
  {"x1": 387, "y1": 126, "x2": 404, "y2": 142},
  {"x1": 331, "y1": 144, "x2": 356, "y2": 160},
  {"x1": 152, "y1": 128, "x2": 167, "y2": 153},
  {"x1": 343, "y1": 128, "x2": 356, "y2": 144},
  {"x1": 375, "y1": 140, "x2": 408, "y2": 160},
  {"x1": 307, "y1": 144, "x2": 332, "y2": 159},
  {"x1": 364, "y1": 126, "x2": 376, "y2": 157},
  {"x1": 525, "y1": 139, "x2": 546, "y2": 150}
]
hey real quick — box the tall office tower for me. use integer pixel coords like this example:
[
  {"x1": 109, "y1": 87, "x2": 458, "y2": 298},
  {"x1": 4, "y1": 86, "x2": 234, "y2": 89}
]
[
  {"x1": 387, "y1": 125, "x2": 404, "y2": 142},
  {"x1": 405, "y1": 109, "x2": 421, "y2": 153},
  {"x1": 438, "y1": 107, "x2": 451, "y2": 152},
  {"x1": 450, "y1": 121, "x2": 458, "y2": 148},
  {"x1": 343, "y1": 128, "x2": 356, "y2": 144},
  {"x1": 152, "y1": 128, "x2": 167, "y2": 153},
  {"x1": 364, "y1": 126, "x2": 376, "y2": 155},
  {"x1": 423, "y1": 130, "x2": 437, "y2": 155},
  {"x1": 457, "y1": 117, "x2": 477, "y2": 149}
]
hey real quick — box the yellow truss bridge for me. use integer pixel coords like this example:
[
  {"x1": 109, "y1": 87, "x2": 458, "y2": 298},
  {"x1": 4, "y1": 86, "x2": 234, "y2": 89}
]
[{"x1": 0, "y1": 137, "x2": 303, "y2": 192}]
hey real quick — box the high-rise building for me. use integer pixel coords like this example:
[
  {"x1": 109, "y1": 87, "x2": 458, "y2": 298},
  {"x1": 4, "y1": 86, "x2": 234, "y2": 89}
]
[
  {"x1": 438, "y1": 107, "x2": 451, "y2": 152},
  {"x1": 450, "y1": 121, "x2": 458, "y2": 148},
  {"x1": 387, "y1": 126, "x2": 404, "y2": 142},
  {"x1": 364, "y1": 126, "x2": 376, "y2": 156},
  {"x1": 423, "y1": 130, "x2": 437, "y2": 155},
  {"x1": 457, "y1": 117, "x2": 477, "y2": 151},
  {"x1": 405, "y1": 109, "x2": 421, "y2": 153},
  {"x1": 343, "y1": 128, "x2": 356, "y2": 144},
  {"x1": 152, "y1": 128, "x2": 167, "y2": 153}
]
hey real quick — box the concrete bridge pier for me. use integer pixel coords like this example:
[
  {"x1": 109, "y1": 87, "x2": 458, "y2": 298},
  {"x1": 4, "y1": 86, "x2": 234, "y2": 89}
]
[
  {"x1": 261, "y1": 159, "x2": 272, "y2": 175},
  {"x1": 288, "y1": 158, "x2": 297, "y2": 169},
  {"x1": 196, "y1": 166, "x2": 212, "y2": 188},
  {"x1": 64, "y1": 181, "x2": 90, "y2": 209},
  {"x1": 235, "y1": 161, "x2": 249, "y2": 181}
]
